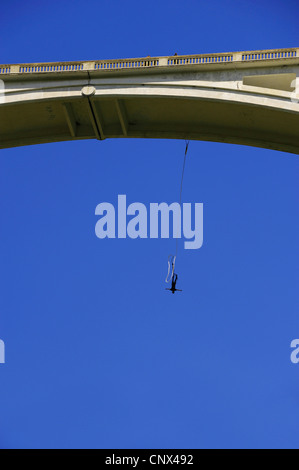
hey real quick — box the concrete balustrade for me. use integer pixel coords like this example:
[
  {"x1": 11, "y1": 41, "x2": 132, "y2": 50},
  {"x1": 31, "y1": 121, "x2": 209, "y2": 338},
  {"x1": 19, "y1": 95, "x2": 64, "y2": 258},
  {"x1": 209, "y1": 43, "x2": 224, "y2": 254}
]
[{"x1": 0, "y1": 47, "x2": 297, "y2": 76}]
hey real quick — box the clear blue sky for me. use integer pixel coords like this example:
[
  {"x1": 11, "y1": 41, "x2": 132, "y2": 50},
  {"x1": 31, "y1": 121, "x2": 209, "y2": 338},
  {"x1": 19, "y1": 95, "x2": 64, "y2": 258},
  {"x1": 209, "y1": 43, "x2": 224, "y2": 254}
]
[{"x1": 0, "y1": 0, "x2": 298, "y2": 449}]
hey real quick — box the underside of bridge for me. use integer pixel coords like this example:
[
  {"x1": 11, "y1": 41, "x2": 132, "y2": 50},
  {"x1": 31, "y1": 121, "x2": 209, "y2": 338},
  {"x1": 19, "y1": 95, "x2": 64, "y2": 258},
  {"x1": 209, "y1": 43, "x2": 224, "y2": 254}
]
[
  {"x1": 1, "y1": 94, "x2": 299, "y2": 154},
  {"x1": 0, "y1": 48, "x2": 299, "y2": 154}
]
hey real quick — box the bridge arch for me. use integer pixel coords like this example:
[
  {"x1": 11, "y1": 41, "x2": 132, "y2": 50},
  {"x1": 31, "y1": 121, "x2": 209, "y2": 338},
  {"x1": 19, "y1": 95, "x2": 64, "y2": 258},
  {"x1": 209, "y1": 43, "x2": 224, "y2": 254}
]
[{"x1": 0, "y1": 47, "x2": 298, "y2": 154}]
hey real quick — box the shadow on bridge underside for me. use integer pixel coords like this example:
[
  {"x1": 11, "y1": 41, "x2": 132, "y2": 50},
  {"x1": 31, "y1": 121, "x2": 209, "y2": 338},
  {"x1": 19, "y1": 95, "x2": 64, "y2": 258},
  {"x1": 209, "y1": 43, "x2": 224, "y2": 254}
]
[{"x1": 0, "y1": 93, "x2": 299, "y2": 154}]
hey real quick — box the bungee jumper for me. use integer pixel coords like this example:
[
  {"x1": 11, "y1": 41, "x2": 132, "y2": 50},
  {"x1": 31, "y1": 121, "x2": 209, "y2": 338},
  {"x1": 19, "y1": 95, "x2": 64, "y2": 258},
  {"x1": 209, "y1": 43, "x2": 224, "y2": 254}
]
[
  {"x1": 165, "y1": 255, "x2": 182, "y2": 294},
  {"x1": 165, "y1": 273, "x2": 182, "y2": 294},
  {"x1": 164, "y1": 141, "x2": 189, "y2": 295}
]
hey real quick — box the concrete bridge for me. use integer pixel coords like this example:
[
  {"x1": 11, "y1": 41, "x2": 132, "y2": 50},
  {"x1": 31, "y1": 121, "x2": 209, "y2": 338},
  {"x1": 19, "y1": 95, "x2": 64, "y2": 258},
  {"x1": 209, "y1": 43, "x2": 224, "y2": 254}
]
[{"x1": 0, "y1": 47, "x2": 298, "y2": 154}]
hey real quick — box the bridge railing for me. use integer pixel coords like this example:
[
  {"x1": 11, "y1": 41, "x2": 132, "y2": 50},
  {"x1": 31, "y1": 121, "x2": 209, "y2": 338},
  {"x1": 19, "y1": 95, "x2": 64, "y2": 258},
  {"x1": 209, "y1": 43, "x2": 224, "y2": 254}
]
[
  {"x1": 241, "y1": 49, "x2": 297, "y2": 61},
  {"x1": 167, "y1": 53, "x2": 233, "y2": 65},
  {"x1": 0, "y1": 48, "x2": 297, "y2": 75},
  {"x1": 0, "y1": 66, "x2": 11, "y2": 74},
  {"x1": 94, "y1": 58, "x2": 159, "y2": 70},
  {"x1": 18, "y1": 63, "x2": 84, "y2": 73},
  {"x1": 0, "y1": 62, "x2": 84, "y2": 74},
  {"x1": 165, "y1": 48, "x2": 297, "y2": 66}
]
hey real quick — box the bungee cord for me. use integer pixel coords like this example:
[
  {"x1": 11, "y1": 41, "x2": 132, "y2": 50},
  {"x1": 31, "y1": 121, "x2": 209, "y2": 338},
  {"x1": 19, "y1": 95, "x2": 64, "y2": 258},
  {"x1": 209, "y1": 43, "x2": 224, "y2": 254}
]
[{"x1": 165, "y1": 254, "x2": 176, "y2": 283}]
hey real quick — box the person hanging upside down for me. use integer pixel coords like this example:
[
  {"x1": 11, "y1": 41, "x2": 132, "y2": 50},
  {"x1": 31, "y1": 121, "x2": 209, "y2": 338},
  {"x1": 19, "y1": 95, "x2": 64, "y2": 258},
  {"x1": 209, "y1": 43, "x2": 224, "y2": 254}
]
[{"x1": 165, "y1": 273, "x2": 182, "y2": 294}]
